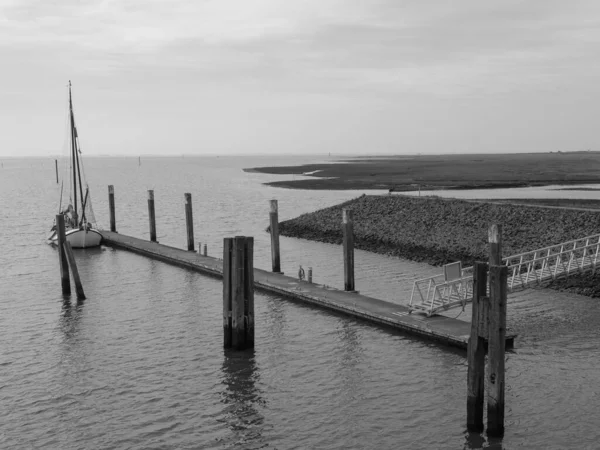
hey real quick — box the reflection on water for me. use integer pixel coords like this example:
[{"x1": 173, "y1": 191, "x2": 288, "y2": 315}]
[
  {"x1": 464, "y1": 431, "x2": 504, "y2": 450},
  {"x1": 59, "y1": 297, "x2": 85, "y2": 343},
  {"x1": 336, "y1": 322, "x2": 364, "y2": 403},
  {"x1": 220, "y1": 349, "x2": 266, "y2": 449}
]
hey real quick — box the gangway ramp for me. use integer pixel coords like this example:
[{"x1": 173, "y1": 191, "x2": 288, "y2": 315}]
[{"x1": 409, "y1": 233, "x2": 600, "y2": 316}]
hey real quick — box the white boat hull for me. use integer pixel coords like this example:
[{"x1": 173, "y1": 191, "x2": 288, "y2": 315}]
[{"x1": 48, "y1": 228, "x2": 103, "y2": 248}]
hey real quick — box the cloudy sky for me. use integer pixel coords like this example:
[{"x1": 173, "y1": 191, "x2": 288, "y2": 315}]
[{"x1": 1, "y1": 0, "x2": 599, "y2": 157}]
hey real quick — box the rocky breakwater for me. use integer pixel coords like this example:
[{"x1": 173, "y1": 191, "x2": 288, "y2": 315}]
[{"x1": 277, "y1": 194, "x2": 600, "y2": 297}]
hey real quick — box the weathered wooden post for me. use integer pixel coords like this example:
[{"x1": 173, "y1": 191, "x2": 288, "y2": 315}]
[
  {"x1": 223, "y1": 236, "x2": 255, "y2": 350},
  {"x1": 489, "y1": 224, "x2": 502, "y2": 265},
  {"x1": 203, "y1": 244, "x2": 207, "y2": 257},
  {"x1": 55, "y1": 159, "x2": 59, "y2": 184},
  {"x1": 185, "y1": 193, "x2": 194, "y2": 251},
  {"x1": 466, "y1": 262, "x2": 488, "y2": 431},
  {"x1": 63, "y1": 241, "x2": 86, "y2": 300},
  {"x1": 342, "y1": 208, "x2": 355, "y2": 291},
  {"x1": 487, "y1": 224, "x2": 507, "y2": 436},
  {"x1": 108, "y1": 185, "x2": 116, "y2": 232},
  {"x1": 269, "y1": 200, "x2": 281, "y2": 273},
  {"x1": 56, "y1": 214, "x2": 71, "y2": 295},
  {"x1": 223, "y1": 238, "x2": 233, "y2": 347},
  {"x1": 308, "y1": 267, "x2": 313, "y2": 283},
  {"x1": 148, "y1": 190, "x2": 156, "y2": 242}
]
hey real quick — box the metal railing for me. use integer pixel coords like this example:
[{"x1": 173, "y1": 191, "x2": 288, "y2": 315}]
[
  {"x1": 409, "y1": 266, "x2": 474, "y2": 317},
  {"x1": 504, "y1": 233, "x2": 600, "y2": 291},
  {"x1": 409, "y1": 233, "x2": 600, "y2": 316}
]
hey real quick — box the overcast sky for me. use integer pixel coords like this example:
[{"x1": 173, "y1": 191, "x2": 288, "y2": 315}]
[{"x1": 1, "y1": 0, "x2": 599, "y2": 157}]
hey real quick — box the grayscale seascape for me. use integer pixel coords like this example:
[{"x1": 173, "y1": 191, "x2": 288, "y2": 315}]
[{"x1": 1, "y1": 155, "x2": 599, "y2": 449}]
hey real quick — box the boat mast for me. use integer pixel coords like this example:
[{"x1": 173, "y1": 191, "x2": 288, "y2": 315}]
[
  {"x1": 68, "y1": 81, "x2": 78, "y2": 226},
  {"x1": 69, "y1": 81, "x2": 86, "y2": 225}
]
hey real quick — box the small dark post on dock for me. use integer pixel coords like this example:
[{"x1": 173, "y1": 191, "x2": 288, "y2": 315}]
[
  {"x1": 342, "y1": 208, "x2": 355, "y2": 291},
  {"x1": 63, "y1": 241, "x2": 86, "y2": 300},
  {"x1": 108, "y1": 185, "x2": 116, "y2": 232},
  {"x1": 148, "y1": 190, "x2": 156, "y2": 242},
  {"x1": 185, "y1": 193, "x2": 194, "y2": 251},
  {"x1": 466, "y1": 262, "x2": 488, "y2": 431},
  {"x1": 487, "y1": 224, "x2": 507, "y2": 436},
  {"x1": 269, "y1": 199, "x2": 281, "y2": 273},
  {"x1": 56, "y1": 214, "x2": 71, "y2": 295},
  {"x1": 55, "y1": 159, "x2": 59, "y2": 184},
  {"x1": 223, "y1": 236, "x2": 255, "y2": 350}
]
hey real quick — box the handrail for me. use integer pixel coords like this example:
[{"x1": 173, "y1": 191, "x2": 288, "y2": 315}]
[{"x1": 409, "y1": 232, "x2": 600, "y2": 316}]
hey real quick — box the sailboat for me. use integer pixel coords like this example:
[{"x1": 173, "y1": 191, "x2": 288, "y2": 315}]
[{"x1": 48, "y1": 81, "x2": 102, "y2": 248}]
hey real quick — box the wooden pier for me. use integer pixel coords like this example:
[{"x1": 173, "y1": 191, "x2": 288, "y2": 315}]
[{"x1": 100, "y1": 230, "x2": 514, "y2": 350}]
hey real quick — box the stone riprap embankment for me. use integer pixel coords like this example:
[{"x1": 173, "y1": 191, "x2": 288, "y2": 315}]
[{"x1": 277, "y1": 195, "x2": 600, "y2": 297}]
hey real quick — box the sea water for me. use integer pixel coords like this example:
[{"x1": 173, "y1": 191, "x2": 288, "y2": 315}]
[{"x1": 1, "y1": 155, "x2": 599, "y2": 449}]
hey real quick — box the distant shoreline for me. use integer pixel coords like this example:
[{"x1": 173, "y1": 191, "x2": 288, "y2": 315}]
[{"x1": 246, "y1": 151, "x2": 600, "y2": 191}]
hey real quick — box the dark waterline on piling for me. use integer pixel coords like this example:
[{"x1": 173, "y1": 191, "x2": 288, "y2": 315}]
[{"x1": 1, "y1": 155, "x2": 600, "y2": 449}]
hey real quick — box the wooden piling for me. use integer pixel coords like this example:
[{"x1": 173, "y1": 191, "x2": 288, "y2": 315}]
[
  {"x1": 223, "y1": 238, "x2": 233, "y2": 348},
  {"x1": 108, "y1": 185, "x2": 116, "y2": 232},
  {"x1": 148, "y1": 190, "x2": 156, "y2": 242},
  {"x1": 223, "y1": 236, "x2": 255, "y2": 350},
  {"x1": 487, "y1": 264, "x2": 508, "y2": 436},
  {"x1": 308, "y1": 267, "x2": 313, "y2": 283},
  {"x1": 56, "y1": 214, "x2": 71, "y2": 295},
  {"x1": 243, "y1": 237, "x2": 255, "y2": 346},
  {"x1": 55, "y1": 159, "x2": 59, "y2": 184},
  {"x1": 63, "y1": 241, "x2": 86, "y2": 300},
  {"x1": 203, "y1": 244, "x2": 207, "y2": 257},
  {"x1": 466, "y1": 262, "x2": 488, "y2": 431},
  {"x1": 185, "y1": 193, "x2": 194, "y2": 251},
  {"x1": 342, "y1": 209, "x2": 355, "y2": 291},
  {"x1": 489, "y1": 224, "x2": 502, "y2": 265},
  {"x1": 269, "y1": 200, "x2": 281, "y2": 273}
]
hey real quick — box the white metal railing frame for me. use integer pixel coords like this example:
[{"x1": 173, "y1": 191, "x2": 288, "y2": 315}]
[
  {"x1": 409, "y1": 266, "x2": 475, "y2": 316},
  {"x1": 504, "y1": 234, "x2": 600, "y2": 291},
  {"x1": 409, "y1": 233, "x2": 600, "y2": 316}
]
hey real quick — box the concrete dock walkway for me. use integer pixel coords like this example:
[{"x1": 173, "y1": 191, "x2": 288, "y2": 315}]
[{"x1": 100, "y1": 231, "x2": 514, "y2": 350}]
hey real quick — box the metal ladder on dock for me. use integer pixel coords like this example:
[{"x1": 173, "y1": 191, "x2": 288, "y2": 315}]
[{"x1": 409, "y1": 233, "x2": 600, "y2": 316}]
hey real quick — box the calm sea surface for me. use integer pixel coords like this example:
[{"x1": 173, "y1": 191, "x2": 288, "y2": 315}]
[{"x1": 1, "y1": 155, "x2": 599, "y2": 449}]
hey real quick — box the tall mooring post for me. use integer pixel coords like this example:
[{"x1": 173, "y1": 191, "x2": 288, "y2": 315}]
[
  {"x1": 148, "y1": 190, "x2": 157, "y2": 242},
  {"x1": 466, "y1": 224, "x2": 507, "y2": 436},
  {"x1": 55, "y1": 214, "x2": 71, "y2": 295},
  {"x1": 184, "y1": 193, "x2": 194, "y2": 251},
  {"x1": 487, "y1": 224, "x2": 507, "y2": 436},
  {"x1": 108, "y1": 185, "x2": 116, "y2": 232},
  {"x1": 466, "y1": 262, "x2": 488, "y2": 431},
  {"x1": 223, "y1": 236, "x2": 255, "y2": 350},
  {"x1": 269, "y1": 199, "x2": 281, "y2": 273},
  {"x1": 342, "y1": 208, "x2": 355, "y2": 291}
]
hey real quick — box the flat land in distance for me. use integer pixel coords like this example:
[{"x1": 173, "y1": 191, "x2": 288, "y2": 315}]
[
  {"x1": 246, "y1": 151, "x2": 600, "y2": 191},
  {"x1": 485, "y1": 198, "x2": 600, "y2": 210}
]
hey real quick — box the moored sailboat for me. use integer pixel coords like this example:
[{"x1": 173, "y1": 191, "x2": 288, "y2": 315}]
[{"x1": 48, "y1": 81, "x2": 102, "y2": 248}]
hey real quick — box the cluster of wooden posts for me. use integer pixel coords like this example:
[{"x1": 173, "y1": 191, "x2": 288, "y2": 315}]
[
  {"x1": 106, "y1": 186, "x2": 360, "y2": 351},
  {"x1": 467, "y1": 224, "x2": 507, "y2": 436},
  {"x1": 105, "y1": 186, "x2": 507, "y2": 432},
  {"x1": 107, "y1": 187, "x2": 357, "y2": 291},
  {"x1": 55, "y1": 214, "x2": 86, "y2": 300}
]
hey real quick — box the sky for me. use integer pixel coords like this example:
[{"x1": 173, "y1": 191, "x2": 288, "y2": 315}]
[{"x1": 1, "y1": 0, "x2": 600, "y2": 157}]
